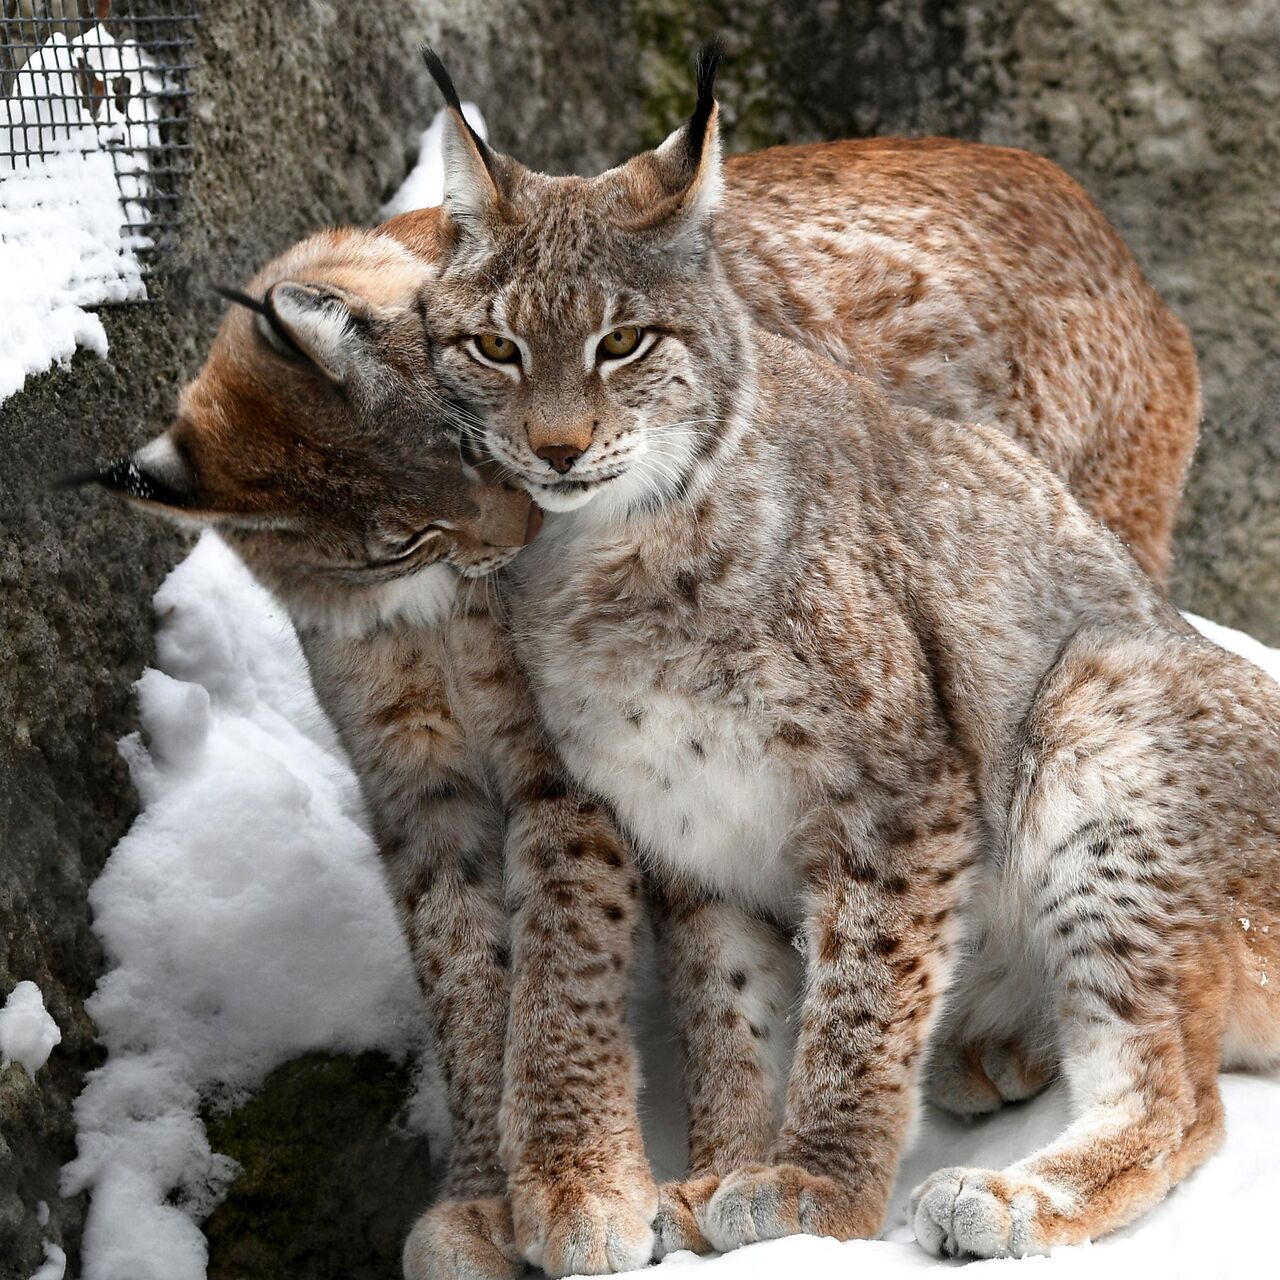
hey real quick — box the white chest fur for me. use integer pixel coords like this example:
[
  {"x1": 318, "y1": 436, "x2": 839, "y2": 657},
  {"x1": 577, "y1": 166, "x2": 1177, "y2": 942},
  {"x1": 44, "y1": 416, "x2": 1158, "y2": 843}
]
[
  {"x1": 561, "y1": 685, "x2": 801, "y2": 910},
  {"x1": 529, "y1": 602, "x2": 804, "y2": 912}
]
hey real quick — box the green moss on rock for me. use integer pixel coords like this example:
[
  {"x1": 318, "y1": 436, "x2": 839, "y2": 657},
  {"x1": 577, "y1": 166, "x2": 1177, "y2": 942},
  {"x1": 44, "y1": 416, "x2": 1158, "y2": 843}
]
[{"x1": 203, "y1": 1052, "x2": 434, "y2": 1280}]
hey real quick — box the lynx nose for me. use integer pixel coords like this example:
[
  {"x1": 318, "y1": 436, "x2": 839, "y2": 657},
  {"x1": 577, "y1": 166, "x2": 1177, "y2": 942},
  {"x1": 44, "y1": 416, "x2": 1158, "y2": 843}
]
[{"x1": 535, "y1": 443, "x2": 582, "y2": 474}]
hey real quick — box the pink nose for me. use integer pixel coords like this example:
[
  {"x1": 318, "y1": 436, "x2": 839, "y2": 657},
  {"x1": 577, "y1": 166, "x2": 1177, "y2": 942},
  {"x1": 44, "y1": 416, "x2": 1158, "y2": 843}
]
[{"x1": 535, "y1": 444, "x2": 582, "y2": 474}]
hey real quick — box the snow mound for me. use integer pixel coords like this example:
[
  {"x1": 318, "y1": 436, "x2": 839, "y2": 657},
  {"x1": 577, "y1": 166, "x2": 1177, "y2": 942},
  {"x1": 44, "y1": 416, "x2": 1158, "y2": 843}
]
[
  {"x1": 61, "y1": 534, "x2": 425, "y2": 1280},
  {"x1": 0, "y1": 981, "x2": 61, "y2": 1079},
  {"x1": 0, "y1": 25, "x2": 165, "y2": 402},
  {"x1": 28, "y1": 1241, "x2": 67, "y2": 1280}
]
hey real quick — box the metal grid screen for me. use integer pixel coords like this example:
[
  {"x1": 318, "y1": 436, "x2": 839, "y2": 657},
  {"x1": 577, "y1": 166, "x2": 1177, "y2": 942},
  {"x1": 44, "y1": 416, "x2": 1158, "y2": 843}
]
[{"x1": 1, "y1": 0, "x2": 197, "y2": 293}]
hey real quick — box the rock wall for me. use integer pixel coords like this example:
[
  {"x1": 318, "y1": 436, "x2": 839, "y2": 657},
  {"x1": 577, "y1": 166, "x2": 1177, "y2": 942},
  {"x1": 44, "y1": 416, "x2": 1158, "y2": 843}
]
[{"x1": 1, "y1": 2, "x2": 1274, "y2": 1277}]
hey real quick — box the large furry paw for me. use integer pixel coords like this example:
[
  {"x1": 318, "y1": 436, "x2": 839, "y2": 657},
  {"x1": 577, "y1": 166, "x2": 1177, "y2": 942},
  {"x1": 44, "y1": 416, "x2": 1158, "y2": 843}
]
[
  {"x1": 701, "y1": 1164, "x2": 865, "y2": 1252},
  {"x1": 512, "y1": 1171, "x2": 658, "y2": 1277},
  {"x1": 926, "y1": 1037, "x2": 1054, "y2": 1117},
  {"x1": 652, "y1": 1176, "x2": 720, "y2": 1258},
  {"x1": 911, "y1": 1166, "x2": 1055, "y2": 1258},
  {"x1": 402, "y1": 1196, "x2": 522, "y2": 1280}
]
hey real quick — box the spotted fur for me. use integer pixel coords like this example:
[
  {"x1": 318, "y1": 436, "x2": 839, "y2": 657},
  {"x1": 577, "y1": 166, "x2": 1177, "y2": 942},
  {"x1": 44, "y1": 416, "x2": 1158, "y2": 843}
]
[
  {"x1": 424, "y1": 64, "x2": 1279, "y2": 1262},
  {"x1": 76, "y1": 80, "x2": 1210, "y2": 1274}
]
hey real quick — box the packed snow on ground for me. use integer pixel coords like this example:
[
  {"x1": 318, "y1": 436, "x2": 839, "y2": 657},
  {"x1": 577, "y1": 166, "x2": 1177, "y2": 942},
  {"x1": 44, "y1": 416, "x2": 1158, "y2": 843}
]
[
  {"x1": 0, "y1": 23, "x2": 165, "y2": 402},
  {"x1": 0, "y1": 980, "x2": 61, "y2": 1079},
  {"x1": 27, "y1": 1241, "x2": 67, "y2": 1280}
]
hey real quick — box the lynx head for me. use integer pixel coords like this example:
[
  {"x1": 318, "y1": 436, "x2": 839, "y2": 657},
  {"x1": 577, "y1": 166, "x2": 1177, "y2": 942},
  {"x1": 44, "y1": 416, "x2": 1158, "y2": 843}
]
[
  {"x1": 422, "y1": 44, "x2": 752, "y2": 518},
  {"x1": 67, "y1": 220, "x2": 539, "y2": 632}
]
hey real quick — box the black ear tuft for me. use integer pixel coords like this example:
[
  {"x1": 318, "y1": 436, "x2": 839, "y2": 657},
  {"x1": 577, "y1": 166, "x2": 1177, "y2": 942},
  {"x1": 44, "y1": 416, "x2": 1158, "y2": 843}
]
[
  {"x1": 420, "y1": 45, "x2": 493, "y2": 159},
  {"x1": 688, "y1": 40, "x2": 724, "y2": 163},
  {"x1": 213, "y1": 283, "x2": 262, "y2": 313},
  {"x1": 50, "y1": 468, "x2": 104, "y2": 492},
  {"x1": 55, "y1": 457, "x2": 193, "y2": 509},
  {"x1": 420, "y1": 45, "x2": 463, "y2": 113},
  {"x1": 215, "y1": 283, "x2": 309, "y2": 363}
]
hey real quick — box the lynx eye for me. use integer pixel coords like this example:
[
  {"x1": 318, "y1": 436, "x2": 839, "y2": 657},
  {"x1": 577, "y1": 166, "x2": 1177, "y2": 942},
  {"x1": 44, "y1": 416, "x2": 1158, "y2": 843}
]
[
  {"x1": 598, "y1": 326, "x2": 644, "y2": 360},
  {"x1": 474, "y1": 333, "x2": 520, "y2": 364}
]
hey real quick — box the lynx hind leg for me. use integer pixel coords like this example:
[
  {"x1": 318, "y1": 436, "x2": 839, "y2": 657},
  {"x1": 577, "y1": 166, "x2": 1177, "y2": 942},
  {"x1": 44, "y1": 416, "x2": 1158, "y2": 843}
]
[
  {"x1": 915, "y1": 638, "x2": 1241, "y2": 1257},
  {"x1": 926, "y1": 1032, "x2": 1055, "y2": 1118},
  {"x1": 403, "y1": 1197, "x2": 521, "y2": 1280},
  {"x1": 926, "y1": 924, "x2": 1055, "y2": 1117},
  {"x1": 650, "y1": 892, "x2": 800, "y2": 1258}
]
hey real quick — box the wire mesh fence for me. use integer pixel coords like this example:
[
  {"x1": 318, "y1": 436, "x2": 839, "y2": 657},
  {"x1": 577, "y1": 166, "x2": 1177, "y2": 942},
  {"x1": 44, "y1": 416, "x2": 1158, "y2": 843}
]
[{"x1": 1, "y1": 0, "x2": 197, "y2": 296}]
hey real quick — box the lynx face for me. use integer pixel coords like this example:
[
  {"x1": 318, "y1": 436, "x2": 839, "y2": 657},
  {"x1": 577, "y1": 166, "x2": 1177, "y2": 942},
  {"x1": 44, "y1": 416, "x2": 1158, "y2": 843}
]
[
  {"x1": 71, "y1": 225, "x2": 540, "y2": 630},
  {"x1": 424, "y1": 51, "x2": 749, "y2": 519}
]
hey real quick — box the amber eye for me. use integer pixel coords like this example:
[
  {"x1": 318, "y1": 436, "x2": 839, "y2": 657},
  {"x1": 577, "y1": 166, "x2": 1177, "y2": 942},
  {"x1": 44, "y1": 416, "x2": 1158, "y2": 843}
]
[
  {"x1": 475, "y1": 333, "x2": 520, "y2": 364},
  {"x1": 598, "y1": 326, "x2": 644, "y2": 360}
]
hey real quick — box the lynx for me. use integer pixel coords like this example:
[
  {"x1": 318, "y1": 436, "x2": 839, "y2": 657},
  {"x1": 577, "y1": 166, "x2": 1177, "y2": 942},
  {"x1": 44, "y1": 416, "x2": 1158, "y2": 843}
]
[
  {"x1": 74, "y1": 52, "x2": 1206, "y2": 1275},
  {"x1": 422, "y1": 46, "x2": 1280, "y2": 1261}
]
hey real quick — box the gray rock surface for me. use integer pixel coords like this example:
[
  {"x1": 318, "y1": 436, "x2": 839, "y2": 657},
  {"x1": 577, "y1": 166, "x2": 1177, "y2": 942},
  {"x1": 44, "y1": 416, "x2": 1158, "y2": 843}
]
[{"x1": 1, "y1": 2, "x2": 1275, "y2": 1277}]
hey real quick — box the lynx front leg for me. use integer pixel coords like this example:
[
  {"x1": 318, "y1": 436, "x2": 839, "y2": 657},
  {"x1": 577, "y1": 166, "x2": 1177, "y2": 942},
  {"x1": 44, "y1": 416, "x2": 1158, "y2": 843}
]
[
  {"x1": 381, "y1": 791, "x2": 511, "y2": 1202},
  {"x1": 448, "y1": 609, "x2": 656, "y2": 1276},
  {"x1": 385, "y1": 794, "x2": 517, "y2": 1278},
  {"x1": 403, "y1": 1196, "x2": 521, "y2": 1280},
  {"x1": 650, "y1": 889, "x2": 799, "y2": 1257},
  {"x1": 703, "y1": 767, "x2": 979, "y2": 1252},
  {"x1": 500, "y1": 780, "x2": 656, "y2": 1277}
]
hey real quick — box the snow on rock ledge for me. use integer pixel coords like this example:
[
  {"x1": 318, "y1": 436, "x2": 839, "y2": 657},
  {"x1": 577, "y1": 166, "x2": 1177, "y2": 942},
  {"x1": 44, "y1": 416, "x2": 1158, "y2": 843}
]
[
  {"x1": 0, "y1": 981, "x2": 61, "y2": 1080},
  {"x1": 0, "y1": 26, "x2": 163, "y2": 402},
  {"x1": 62, "y1": 534, "x2": 426, "y2": 1280}
]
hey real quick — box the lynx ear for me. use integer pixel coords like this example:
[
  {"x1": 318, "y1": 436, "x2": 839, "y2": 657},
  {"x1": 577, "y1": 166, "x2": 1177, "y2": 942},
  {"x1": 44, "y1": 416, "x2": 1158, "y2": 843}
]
[
  {"x1": 217, "y1": 282, "x2": 371, "y2": 385},
  {"x1": 618, "y1": 42, "x2": 725, "y2": 251},
  {"x1": 264, "y1": 282, "x2": 371, "y2": 383},
  {"x1": 421, "y1": 46, "x2": 508, "y2": 233}
]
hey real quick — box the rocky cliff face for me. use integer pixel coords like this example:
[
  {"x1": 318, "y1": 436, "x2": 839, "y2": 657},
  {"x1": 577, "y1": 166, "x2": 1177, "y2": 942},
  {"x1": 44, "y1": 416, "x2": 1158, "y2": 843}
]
[{"x1": 2, "y1": 2, "x2": 1274, "y2": 1277}]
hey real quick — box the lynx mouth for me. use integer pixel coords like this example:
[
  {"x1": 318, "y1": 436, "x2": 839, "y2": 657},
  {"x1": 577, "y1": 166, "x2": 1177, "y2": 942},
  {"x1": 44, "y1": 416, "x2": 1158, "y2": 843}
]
[
  {"x1": 448, "y1": 544, "x2": 525, "y2": 578},
  {"x1": 522, "y1": 468, "x2": 628, "y2": 512}
]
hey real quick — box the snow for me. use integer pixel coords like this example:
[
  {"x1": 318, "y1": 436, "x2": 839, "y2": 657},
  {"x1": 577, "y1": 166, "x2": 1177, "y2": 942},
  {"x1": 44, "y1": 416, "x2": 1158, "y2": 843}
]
[
  {"x1": 1184, "y1": 611, "x2": 1280, "y2": 684},
  {"x1": 61, "y1": 535, "x2": 426, "y2": 1280},
  {"x1": 0, "y1": 24, "x2": 164, "y2": 402},
  {"x1": 0, "y1": 980, "x2": 61, "y2": 1079},
  {"x1": 379, "y1": 102, "x2": 487, "y2": 219},
  {"x1": 28, "y1": 1242, "x2": 67, "y2": 1280}
]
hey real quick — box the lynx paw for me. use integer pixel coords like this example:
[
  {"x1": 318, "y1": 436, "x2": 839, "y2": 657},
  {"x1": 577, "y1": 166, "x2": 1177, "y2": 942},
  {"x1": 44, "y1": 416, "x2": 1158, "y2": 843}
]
[
  {"x1": 402, "y1": 1196, "x2": 522, "y2": 1280},
  {"x1": 652, "y1": 1176, "x2": 720, "y2": 1258},
  {"x1": 911, "y1": 1166, "x2": 1054, "y2": 1258},
  {"x1": 512, "y1": 1172, "x2": 657, "y2": 1277},
  {"x1": 701, "y1": 1164, "x2": 865, "y2": 1252},
  {"x1": 926, "y1": 1038, "x2": 1053, "y2": 1116}
]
